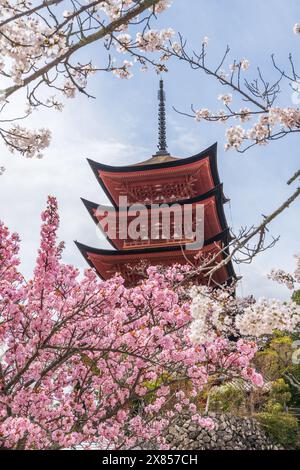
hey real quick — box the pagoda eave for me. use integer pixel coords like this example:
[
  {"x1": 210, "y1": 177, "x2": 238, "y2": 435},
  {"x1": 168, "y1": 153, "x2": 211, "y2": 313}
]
[
  {"x1": 87, "y1": 143, "x2": 221, "y2": 207},
  {"x1": 81, "y1": 184, "x2": 229, "y2": 250},
  {"x1": 75, "y1": 239, "x2": 235, "y2": 287}
]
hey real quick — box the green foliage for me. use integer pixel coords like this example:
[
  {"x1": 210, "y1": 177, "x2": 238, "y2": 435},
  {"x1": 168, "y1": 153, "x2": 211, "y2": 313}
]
[
  {"x1": 209, "y1": 383, "x2": 245, "y2": 413},
  {"x1": 285, "y1": 366, "x2": 300, "y2": 408},
  {"x1": 270, "y1": 336, "x2": 293, "y2": 362},
  {"x1": 292, "y1": 290, "x2": 300, "y2": 306},
  {"x1": 254, "y1": 334, "x2": 300, "y2": 448},
  {"x1": 264, "y1": 378, "x2": 292, "y2": 413},
  {"x1": 254, "y1": 349, "x2": 282, "y2": 380},
  {"x1": 254, "y1": 332, "x2": 300, "y2": 408},
  {"x1": 141, "y1": 373, "x2": 172, "y2": 404},
  {"x1": 270, "y1": 378, "x2": 291, "y2": 405},
  {"x1": 255, "y1": 412, "x2": 300, "y2": 448},
  {"x1": 201, "y1": 329, "x2": 300, "y2": 448},
  {"x1": 254, "y1": 335, "x2": 294, "y2": 380}
]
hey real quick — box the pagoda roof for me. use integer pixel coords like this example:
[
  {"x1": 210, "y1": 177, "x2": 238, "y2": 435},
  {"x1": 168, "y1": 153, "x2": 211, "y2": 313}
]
[
  {"x1": 87, "y1": 142, "x2": 218, "y2": 174},
  {"x1": 87, "y1": 143, "x2": 223, "y2": 207},
  {"x1": 81, "y1": 184, "x2": 229, "y2": 250},
  {"x1": 131, "y1": 154, "x2": 179, "y2": 165},
  {"x1": 75, "y1": 230, "x2": 235, "y2": 287}
]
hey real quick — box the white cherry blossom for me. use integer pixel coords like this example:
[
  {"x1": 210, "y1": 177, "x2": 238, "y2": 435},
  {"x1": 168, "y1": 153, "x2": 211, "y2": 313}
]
[
  {"x1": 293, "y1": 23, "x2": 300, "y2": 35},
  {"x1": 241, "y1": 59, "x2": 250, "y2": 70},
  {"x1": 218, "y1": 94, "x2": 233, "y2": 105},
  {"x1": 0, "y1": 1, "x2": 174, "y2": 165},
  {"x1": 225, "y1": 125, "x2": 245, "y2": 150}
]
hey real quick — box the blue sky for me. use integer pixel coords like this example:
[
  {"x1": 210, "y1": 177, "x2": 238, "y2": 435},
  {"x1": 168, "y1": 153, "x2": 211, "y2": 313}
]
[{"x1": 0, "y1": 0, "x2": 299, "y2": 299}]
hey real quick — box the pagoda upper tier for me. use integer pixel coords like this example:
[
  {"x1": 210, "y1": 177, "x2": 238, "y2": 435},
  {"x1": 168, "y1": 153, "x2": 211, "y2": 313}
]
[{"x1": 87, "y1": 143, "x2": 227, "y2": 207}]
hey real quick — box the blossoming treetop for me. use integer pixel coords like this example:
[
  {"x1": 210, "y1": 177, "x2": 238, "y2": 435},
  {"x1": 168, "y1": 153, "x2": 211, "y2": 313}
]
[{"x1": 0, "y1": 196, "x2": 267, "y2": 449}]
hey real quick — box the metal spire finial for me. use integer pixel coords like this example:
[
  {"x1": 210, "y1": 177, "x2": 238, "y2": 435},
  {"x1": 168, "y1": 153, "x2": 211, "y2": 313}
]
[{"x1": 155, "y1": 78, "x2": 170, "y2": 156}]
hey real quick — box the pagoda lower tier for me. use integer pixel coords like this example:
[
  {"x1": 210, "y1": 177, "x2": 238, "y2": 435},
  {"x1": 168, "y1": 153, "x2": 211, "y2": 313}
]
[
  {"x1": 81, "y1": 184, "x2": 228, "y2": 251},
  {"x1": 76, "y1": 230, "x2": 235, "y2": 287}
]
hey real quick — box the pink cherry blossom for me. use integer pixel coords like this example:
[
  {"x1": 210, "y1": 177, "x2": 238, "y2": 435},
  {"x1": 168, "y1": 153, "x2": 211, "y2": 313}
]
[{"x1": 0, "y1": 196, "x2": 266, "y2": 449}]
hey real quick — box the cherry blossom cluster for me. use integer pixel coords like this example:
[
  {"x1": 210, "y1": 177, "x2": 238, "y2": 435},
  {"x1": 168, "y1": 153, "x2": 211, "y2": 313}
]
[
  {"x1": 235, "y1": 298, "x2": 300, "y2": 337},
  {"x1": 225, "y1": 125, "x2": 245, "y2": 150},
  {"x1": 0, "y1": 196, "x2": 264, "y2": 449},
  {"x1": 194, "y1": 108, "x2": 212, "y2": 122},
  {"x1": 135, "y1": 28, "x2": 175, "y2": 52},
  {"x1": 113, "y1": 27, "x2": 175, "y2": 75},
  {"x1": 189, "y1": 286, "x2": 228, "y2": 344},
  {"x1": 2, "y1": 125, "x2": 51, "y2": 159},
  {"x1": 112, "y1": 59, "x2": 134, "y2": 79},
  {"x1": 189, "y1": 266, "x2": 300, "y2": 344},
  {"x1": 218, "y1": 94, "x2": 232, "y2": 106},
  {"x1": 268, "y1": 253, "x2": 300, "y2": 290},
  {"x1": 189, "y1": 286, "x2": 255, "y2": 343},
  {"x1": 96, "y1": 0, "x2": 172, "y2": 20},
  {"x1": 0, "y1": 14, "x2": 67, "y2": 87},
  {"x1": 232, "y1": 104, "x2": 299, "y2": 151},
  {"x1": 268, "y1": 269, "x2": 296, "y2": 290},
  {"x1": 293, "y1": 23, "x2": 300, "y2": 35},
  {"x1": 152, "y1": 0, "x2": 172, "y2": 13},
  {"x1": 192, "y1": 105, "x2": 300, "y2": 150}
]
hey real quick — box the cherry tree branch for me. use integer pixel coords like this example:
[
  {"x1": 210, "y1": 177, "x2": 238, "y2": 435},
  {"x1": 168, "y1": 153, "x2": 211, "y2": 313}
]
[
  {"x1": 3, "y1": 0, "x2": 161, "y2": 100},
  {"x1": 162, "y1": 35, "x2": 300, "y2": 152},
  {"x1": 205, "y1": 177, "x2": 300, "y2": 282}
]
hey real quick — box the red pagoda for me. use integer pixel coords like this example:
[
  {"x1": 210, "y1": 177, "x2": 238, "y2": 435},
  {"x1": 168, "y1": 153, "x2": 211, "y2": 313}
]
[{"x1": 76, "y1": 79, "x2": 235, "y2": 287}]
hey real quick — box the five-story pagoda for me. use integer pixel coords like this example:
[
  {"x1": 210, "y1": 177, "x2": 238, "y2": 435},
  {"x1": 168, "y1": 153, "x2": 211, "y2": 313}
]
[{"x1": 76, "y1": 80, "x2": 235, "y2": 287}]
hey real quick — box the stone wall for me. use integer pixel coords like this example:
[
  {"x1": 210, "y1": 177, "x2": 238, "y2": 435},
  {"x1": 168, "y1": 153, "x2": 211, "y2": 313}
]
[{"x1": 165, "y1": 413, "x2": 282, "y2": 450}]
